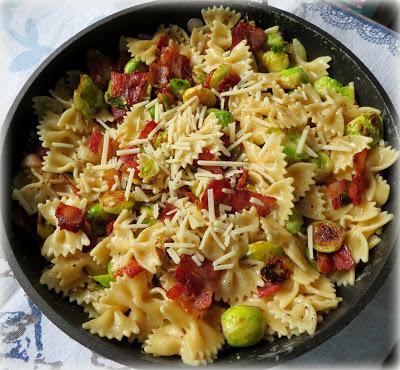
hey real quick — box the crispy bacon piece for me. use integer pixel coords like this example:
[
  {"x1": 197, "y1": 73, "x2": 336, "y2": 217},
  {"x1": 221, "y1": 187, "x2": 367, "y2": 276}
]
[
  {"x1": 197, "y1": 149, "x2": 224, "y2": 175},
  {"x1": 113, "y1": 258, "x2": 145, "y2": 278},
  {"x1": 105, "y1": 220, "x2": 115, "y2": 236},
  {"x1": 231, "y1": 21, "x2": 266, "y2": 53},
  {"x1": 159, "y1": 203, "x2": 177, "y2": 222},
  {"x1": 200, "y1": 179, "x2": 232, "y2": 217},
  {"x1": 237, "y1": 168, "x2": 248, "y2": 188},
  {"x1": 326, "y1": 180, "x2": 351, "y2": 210},
  {"x1": 55, "y1": 202, "x2": 85, "y2": 232},
  {"x1": 111, "y1": 106, "x2": 128, "y2": 122},
  {"x1": 86, "y1": 49, "x2": 114, "y2": 88},
  {"x1": 148, "y1": 64, "x2": 170, "y2": 88},
  {"x1": 88, "y1": 128, "x2": 117, "y2": 158},
  {"x1": 168, "y1": 255, "x2": 222, "y2": 314},
  {"x1": 102, "y1": 169, "x2": 120, "y2": 188},
  {"x1": 111, "y1": 71, "x2": 148, "y2": 106},
  {"x1": 316, "y1": 245, "x2": 355, "y2": 274},
  {"x1": 348, "y1": 148, "x2": 369, "y2": 206},
  {"x1": 120, "y1": 148, "x2": 139, "y2": 175},
  {"x1": 332, "y1": 245, "x2": 355, "y2": 271},
  {"x1": 166, "y1": 281, "x2": 185, "y2": 299},
  {"x1": 261, "y1": 257, "x2": 292, "y2": 284},
  {"x1": 61, "y1": 174, "x2": 79, "y2": 195},
  {"x1": 185, "y1": 191, "x2": 197, "y2": 203},
  {"x1": 231, "y1": 189, "x2": 276, "y2": 217},
  {"x1": 316, "y1": 252, "x2": 336, "y2": 274},
  {"x1": 217, "y1": 72, "x2": 241, "y2": 93},
  {"x1": 139, "y1": 120, "x2": 158, "y2": 139},
  {"x1": 258, "y1": 283, "x2": 281, "y2": 298},
  {"x1": 157, "y1": 33, "x2": 172, "y2": 50}
]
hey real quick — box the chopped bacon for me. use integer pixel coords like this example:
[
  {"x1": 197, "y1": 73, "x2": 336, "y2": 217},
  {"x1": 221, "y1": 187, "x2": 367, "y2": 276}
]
[
  {"x1": 157, "y1": 33, "x2": 171, "y2": 50},
  {"x1": 217, "y1": 72, "x2": 241, "y2": 93},
  {"x1": 120, "y1": 148, "x2": 139, "y2": 175},
  {"x1": 88, "y1": 128, "x2": 104, "y2": 155},
  {"x1": 197, "y1": 149, "x2": 224, "y2": 175},
  {"x1": 55, "y1": 202, "x2": 85, "y2": 232},
  {"x1": 139, "y1": 120, "x2": 158, "y2": 139},
  {"x1": 159, "y1": 203, "x2": 177, "y2": 222},
  {"x1": 166, "y1": 281, "x2": 185, "y2": 299},
  {"x1": 326, "y1": 180, "x2": 350, "y2": 210},
  {"x1": 348, "y1": 148, "x2": 369, "y2": 206},
  {"x1": 332, "y1": 245, "x2": 355, "y2": 271},
  {"x1": 169, "y1": 255, "x2": 222, "y2": 315},
  {"x1": 185, "y1": 191, "x2": 197, "y2": 203},
  {"x1": 148, "y1": 46, "x2": 193, "y2": 88},
  {"x1": 105, "y1": 220, "x2": 115, "y2": 236},
  {"x1": 102, "y1": 169, "x2": 120, "y2": 188},
  {"x1": 110, "y1": 71, "x2": 148, "y2": 106},
  {"x1": 200, "y1": 179, "x2": 232, "y2": 217},
  {"x1": 158, "y1": 87, "x2": 176, "y2": 105},
  {"x1": 231, "y1": 189, "x2": 276, "y2": 217},
  {"x1": 258, "y1": 283, "x2": 281, "y2": 298},
  {"x1": 86, "y1": 49, "x2": 114, "y2": 88},
  {"x1": 88, "y1": 128, "x2": 117, "y2": 159},
  {"x1": 111, "y1": 106, "x2": 128, "y2": 122},
  {"x1": 316, "y1": 252, "x2": 336, "y2": 274},
  {"x1": 113, "y1": 258, "x2": 145, "y2": 278},
  {"x1": 237, "y1": 168, "x2": 248, "y2": 188},
  {"x1": 231, "y1": 21, "x2": 266, "y2": 53}
]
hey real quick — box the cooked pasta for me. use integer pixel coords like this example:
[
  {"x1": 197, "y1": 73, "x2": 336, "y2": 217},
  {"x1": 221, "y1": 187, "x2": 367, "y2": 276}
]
[{"x1": 12, "y1": 6, "x2": 398, "y2": 366}]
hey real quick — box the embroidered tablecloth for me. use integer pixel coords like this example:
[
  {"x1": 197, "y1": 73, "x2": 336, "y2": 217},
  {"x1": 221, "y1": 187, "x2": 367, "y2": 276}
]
[{"x1": 1, "y1": 1, "x2": 398, "y2": 369}]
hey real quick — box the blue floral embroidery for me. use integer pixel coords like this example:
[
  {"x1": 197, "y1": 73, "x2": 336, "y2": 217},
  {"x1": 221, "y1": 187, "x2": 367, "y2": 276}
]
[
  {"x1": 303, "y1": 1, "x2": 400, "y2": 57},
  {"x1": 1, "y1": 1, "x2": 53, "y2": 72}
]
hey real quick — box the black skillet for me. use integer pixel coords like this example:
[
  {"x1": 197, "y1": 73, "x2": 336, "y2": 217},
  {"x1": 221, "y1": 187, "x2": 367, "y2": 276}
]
[{"x1": 1, "y1": 1, "x2": 399, "y2": 368}]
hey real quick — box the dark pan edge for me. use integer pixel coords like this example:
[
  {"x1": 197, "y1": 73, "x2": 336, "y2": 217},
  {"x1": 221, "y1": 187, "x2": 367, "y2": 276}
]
[{"x1": 1, "y1": 0, "x2": 399, "y2": 367}]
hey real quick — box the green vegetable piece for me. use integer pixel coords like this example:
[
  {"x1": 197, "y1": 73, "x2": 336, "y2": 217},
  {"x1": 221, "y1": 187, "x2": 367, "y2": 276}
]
[
  {"x1": 246, "y1": 241, "x2": 284, "y2": 261},
  {"x1": 148, "y1": 105, "x2": 156, "y2": 119},
  {"x1": 210, "y1": 64, "x2": 232, "y2": 89},
  {"x1": 87, "y1": 202, "x2": 114, "y2": 237},
  {"x1": 206, "y1": 108, "x2": 234, "y2": 128},
  {"x1": 279, "y1": 67, "x2": 309, "y2": 89},
  {"x1": 303, "y1": 247, "x2": 317, "y2": 269},
  {"x1": 139, "y1": 159, "x2": 159, "y2": 179},
  {"x1": 314, "y1": 76, "x2": 354, "y2": 102},
  {"x1": 153, "y1": 131, "x2": 167, "y2": 148},
  {"x1": 267, "y1": 32, "x2": 285, "y2": 52},
  {"x1": 262, "y1": 51, "x2": 289, "y2": 72},
  {"x1": 168, "y1": 78, "x2": 191, "y2": 98},
  {"x1": 90, "y1": 262, "x2": 115, "y2": 288},
  {"x1": 37, "y1": 212, "x2": 55, "y2": 240},
  {"x1": 100, "y1": 190, "x2": 135, "y2": 215},
  {"x1": 140, "y1": 206, "x2": 157, "y2": 226},
  {"x1": 345, "y1": 112, "x2": 383, "y2": 146},
  {"x1": 104, "y1": 80, "x2": 127, "y2": 108},
  {"x1": 285, "y1": 209, "x2": 304, "y2": 234},
  {"x1": 282, "y1": 131, "x2": 310, "y2": 161},
  {"x1": 312, "y1": 220, "x2": 345, "y2": 253},
  {"x1": 221, "y1": 306, "x2": 265, "y2": 347},
  {"x1": 73, "y1": 74, "x2": 106, "y2": 120},
  {"x1": 124, "y1": 57, "x2": 143, "y2": 73},
  {"x1": 194, "y1": 70, "x2": 206, "y2": 85},
  {"x1": 309, "y1": 151, "x2": 334, "y2": 179}
]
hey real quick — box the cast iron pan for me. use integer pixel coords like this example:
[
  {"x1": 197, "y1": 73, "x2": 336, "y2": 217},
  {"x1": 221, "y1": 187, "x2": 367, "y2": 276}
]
[{"x1": 1, "y1": 1, "x2": 399, "y2": 368}]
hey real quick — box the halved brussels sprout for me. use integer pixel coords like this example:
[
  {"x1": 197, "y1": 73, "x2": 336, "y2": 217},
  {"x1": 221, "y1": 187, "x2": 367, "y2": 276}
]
[
  {"x1": 168, "y1": 78, "x2": 191, "y2": 98},
  {"x1": 87, "y1": 202, "x2": 114, "y2": 237},
  {"x1": 209, "y1": 64, "x2": 232, "y2": 89},
  {"x1": 282, "y1": 130, "x2": 310, "y2": 161},
  {"x1": 309, "y1": 151, "x2": 334, "y2": 180},
  {"x1": 246, "y1": 241, "x2": 284, "y2": 261},
  {"x1": 285, "y1": 208, "x2": 304, "y2": 234},
  {"x1": 312, "y1": 220, "x2": 345, "y2": 253},
  {"x1": 262, "y1": 51, "x2": 289, "y2": 72},
  {"x1": 182, "y1": 86, "x2": 216, "y2": 107},
  {"x1": 345, "y1": 112, "x2": 383, "y2": 146},
  {"x1": 139, "y1": 159, "x2": 159, "y2": 179},
  {"x1": 279, "y1": 66, "x2": 309, "y2": 89},
  {"x1": 73, "y1": 74, "x2": 106, "y2": 120},
  {"x1": 104, "y1": 81, "x2": 127, "y2": 108},
  {"x1": 90, "y1": 262, "x2": 115, "y2": 288},
  {"x1": 140, "y1": 206, "x2": 157, "y2": 226},
  {"x1": 153, "y1": 131, "x2": 167, "y2": 149},
  {"x1": 221, "y1": 305, "x2": 265, "y2": 347},
  {"x1": 124, "y1": 57, "x2": 145, "y2": 73},
  {"x1": 206, "y1": 108, "x2": 234, "y2": 128},
  {"x1": 267, "y1": 32, "x2": 285, "y2": 52},
  {"x1": 100, "y1": 190, "x2": 135, "y2": 215},
  {"x1": 314, "y1": 76, "x2": 354, "y2": 102}
]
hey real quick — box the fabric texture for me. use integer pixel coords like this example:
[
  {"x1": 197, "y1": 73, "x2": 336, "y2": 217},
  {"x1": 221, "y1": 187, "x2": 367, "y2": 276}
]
[{"x1": 0, "y1": 0, "x2": 398, "y2": 368}]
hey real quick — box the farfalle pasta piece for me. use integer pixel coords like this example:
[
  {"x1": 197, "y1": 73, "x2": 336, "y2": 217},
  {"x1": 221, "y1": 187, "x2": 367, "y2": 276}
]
[
  {"x1": 126, "y1": 28, "x2": 163, "y2": 65},
  {"x1": 57, "y1": 106, "x2": 93, "y2": 134},
  {"x1": 144, "y1": 300, "x2": 224, "y2": 366},
  {"x1": 209, "y1": 21, "x2": 232, "y2": 50},
  {"x1": 286, "y1": 162, "x2": 316, "y2": 200},
  {"x1": 190, "y1": 25, "x2": 210, "y2": 53},
  {"x1": 331, "y1": 268, "x2": 356, "y2": 287},
  {"x1": 201, "y1": 5, "x2": 241, "y2": 29},
  {"x1": 366, "y1": 145, "x2": 399, "y2": 172},
  {"x1": 307, "y1": 103, "x2": 344, "y2": 137},
  {"x1": 33, "y1": 96, "x2": 64, "y2": 119},
  {"x1": 267, "y1": 101, "x2": 309, "y2": 129},
  {"x1": 298, "y1": 185, "x2": 326, "y2": 221},
  {"x1": 42, "y1": 228, "x2": 90, "y2": 258}
]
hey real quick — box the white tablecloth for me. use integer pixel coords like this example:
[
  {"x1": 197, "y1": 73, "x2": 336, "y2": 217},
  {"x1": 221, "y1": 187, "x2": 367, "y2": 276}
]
[{"x1": 1, "y1": 0, "x2": 398, "y2": 369}]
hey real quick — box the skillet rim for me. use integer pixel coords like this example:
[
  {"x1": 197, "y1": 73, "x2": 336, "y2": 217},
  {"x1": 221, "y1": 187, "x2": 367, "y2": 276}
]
[{"x1": 1, "y1": 1, "x2": 398, "y2": 367}]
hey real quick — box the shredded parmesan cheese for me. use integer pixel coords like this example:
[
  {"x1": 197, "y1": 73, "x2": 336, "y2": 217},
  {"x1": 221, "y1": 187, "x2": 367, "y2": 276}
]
[
  {"x1": 296, "y1": 126, "x2": 310, "y2": 154},
  {"x1": 307, "y1": 224, "x2": 314, "y2": 260},
  {"x1": 100, "y1": 132, "x2": 109, "y2": 165}
]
